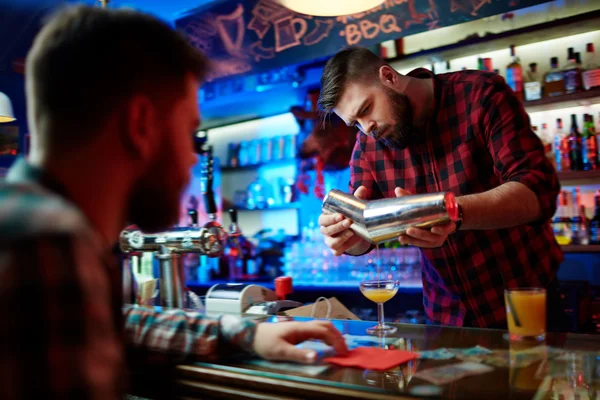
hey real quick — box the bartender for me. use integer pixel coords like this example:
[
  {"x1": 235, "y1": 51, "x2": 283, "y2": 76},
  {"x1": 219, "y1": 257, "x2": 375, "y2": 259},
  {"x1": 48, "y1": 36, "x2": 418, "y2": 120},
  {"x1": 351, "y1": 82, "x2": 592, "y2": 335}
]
[{"x1": 317, "y1": 47, "x2": 564, "y2": 329}]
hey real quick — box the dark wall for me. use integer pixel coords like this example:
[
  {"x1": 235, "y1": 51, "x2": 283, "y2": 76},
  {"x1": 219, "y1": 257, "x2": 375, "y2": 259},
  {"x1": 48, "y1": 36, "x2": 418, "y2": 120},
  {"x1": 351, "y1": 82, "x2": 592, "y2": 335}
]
[{"x1": 0, "y1": 2, "x2": 55, "y2": 155}]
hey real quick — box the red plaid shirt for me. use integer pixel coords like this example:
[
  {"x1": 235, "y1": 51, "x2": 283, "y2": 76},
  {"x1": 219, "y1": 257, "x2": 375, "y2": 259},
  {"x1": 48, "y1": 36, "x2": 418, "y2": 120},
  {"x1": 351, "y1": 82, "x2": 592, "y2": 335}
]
[
  {"x1": 350, "y1": 69, "x2": 563, "y2": 328},
  {"x1": 0, "y1": 159, "x2": 257, "y2": 399}
]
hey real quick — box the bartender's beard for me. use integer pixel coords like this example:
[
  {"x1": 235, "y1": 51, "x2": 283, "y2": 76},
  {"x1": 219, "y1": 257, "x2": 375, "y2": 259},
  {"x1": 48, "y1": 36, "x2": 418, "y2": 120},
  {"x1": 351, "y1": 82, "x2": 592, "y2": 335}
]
[
  {"x1": 128, "y1": 151, "x2": 184, "y2": 233},
  {"x1": 376, "y1": 87, "x2": 419, "y2": 150}
]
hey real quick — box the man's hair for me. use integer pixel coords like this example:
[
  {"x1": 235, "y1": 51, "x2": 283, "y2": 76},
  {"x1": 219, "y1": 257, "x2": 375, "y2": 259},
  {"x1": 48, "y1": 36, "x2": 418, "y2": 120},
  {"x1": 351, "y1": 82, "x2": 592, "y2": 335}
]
[
  {"x1": 318, "y1": 47, "x2": 384, "y2": 116},
  {"x1": 26, "y1": 5, "x2": 209, "y2": 148}
]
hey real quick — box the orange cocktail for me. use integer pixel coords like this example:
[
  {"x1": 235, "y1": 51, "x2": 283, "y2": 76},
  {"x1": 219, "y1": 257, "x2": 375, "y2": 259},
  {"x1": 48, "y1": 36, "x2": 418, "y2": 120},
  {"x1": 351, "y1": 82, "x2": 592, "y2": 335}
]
[
  {"x1": 505, "y1": 288, "x2": 546, "y2": 341},
  {"x1": 360, "y1": 280, "x2": 399, "y2": 335}
]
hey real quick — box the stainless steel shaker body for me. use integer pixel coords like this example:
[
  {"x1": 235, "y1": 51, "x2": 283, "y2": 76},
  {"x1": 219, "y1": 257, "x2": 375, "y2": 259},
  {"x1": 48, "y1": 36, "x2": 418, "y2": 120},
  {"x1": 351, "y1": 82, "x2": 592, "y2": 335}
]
[
  {"x1": 322, "y1": 189, "x2": 459, "y2": 244},
  {"x1": 321, "y1": 190, "x2": 371, "y2": 240}
]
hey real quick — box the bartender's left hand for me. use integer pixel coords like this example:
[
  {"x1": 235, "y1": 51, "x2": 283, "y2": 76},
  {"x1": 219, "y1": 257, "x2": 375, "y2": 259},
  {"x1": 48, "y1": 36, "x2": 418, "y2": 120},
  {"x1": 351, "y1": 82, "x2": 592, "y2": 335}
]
[
  {"x1": 253, "y1": 320, "x2": 348, "y2": 364},
  {"x1": 394, "y1": 187, "x2": 456, "y2": 248}
]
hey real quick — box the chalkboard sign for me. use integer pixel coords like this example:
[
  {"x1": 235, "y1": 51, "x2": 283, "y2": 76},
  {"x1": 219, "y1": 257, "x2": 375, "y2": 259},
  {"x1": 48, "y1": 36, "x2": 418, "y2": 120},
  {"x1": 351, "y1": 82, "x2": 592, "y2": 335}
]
[{"x1": 175, "y1": 0, "x2": 552, "y2": 82}]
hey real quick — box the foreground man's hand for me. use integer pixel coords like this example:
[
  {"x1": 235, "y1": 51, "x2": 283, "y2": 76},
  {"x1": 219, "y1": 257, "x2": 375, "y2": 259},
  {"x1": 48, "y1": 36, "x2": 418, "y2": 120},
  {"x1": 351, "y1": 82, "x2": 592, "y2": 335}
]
[
  {"x1": 253, "y1": 320, "x2": 348, "y2": 364},
  {"x1": 318, "y1": 185, "x2": 370, "y2": 256},
  {"x1": 394, "y1": 187, "x2": 456, "y2": 248}
]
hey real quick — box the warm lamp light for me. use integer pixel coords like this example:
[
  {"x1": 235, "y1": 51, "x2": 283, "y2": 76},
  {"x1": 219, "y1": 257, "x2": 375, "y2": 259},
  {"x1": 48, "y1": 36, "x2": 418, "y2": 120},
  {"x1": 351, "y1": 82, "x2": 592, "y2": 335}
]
[
  {"x1": 0, "y1": 92, "x2": 16, "y2": 123},
  {"x1": 274, "y1": 0, "x2": 386, "y2": 16}
]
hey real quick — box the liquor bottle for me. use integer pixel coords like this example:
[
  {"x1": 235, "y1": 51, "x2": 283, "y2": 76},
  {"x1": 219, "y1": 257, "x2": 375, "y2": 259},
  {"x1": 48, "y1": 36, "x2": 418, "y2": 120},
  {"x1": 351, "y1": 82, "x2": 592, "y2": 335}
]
[
  {"x1": 538, "y1": 122, "x2": 552, "y2": 165},
  {"x1": 568, "y1": 114, "x2": 583, "y2": 170},
  {"x1": 554, "y1": 118, "x2": 565, "y2": 171},
  {"x1": 593, "y1": 114, "x2": 600, "y2": 168},
  {"x1": 590, "y1": 190, "x2": 600, "y2": 245},
  {"x1": 583, "y1": 114, "x2": 599, "y2": 170},
  {"x1": 584, "y1": 43, "x2": 598, "y2": 70},
  {"x1": 564, "y1": 48, "x2": 584, "y2": 93},
  {"x1": 544, "y1": 57, "x2": 565, "y2": 97},
  {"x1": 524, "y1": 62, "x2": 542, "y2": 101},
  {"x1": 582, "y1": 43, "x2": 600, "y2": 90},
  {"x1": 571, "y1": 188, "x2": 589, "y2": 245},
  {"x1": 553, "y1": 190, "x2": 572, "y2": 245},
  {"x1": 582, "y1": 114, "x2": 590, "y2": 170},
  {"x1": 506, "y1": 45, "x2": 524, "y2": 101}
]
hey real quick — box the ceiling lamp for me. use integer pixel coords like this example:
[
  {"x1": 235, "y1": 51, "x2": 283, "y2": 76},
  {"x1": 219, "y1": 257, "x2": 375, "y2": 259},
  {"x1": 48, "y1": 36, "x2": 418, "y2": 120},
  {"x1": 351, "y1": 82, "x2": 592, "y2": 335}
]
[
  {"x1": 0, "y1": 92, "x2": 16, "y2": 123},
  {"x1": 274, "y1": 0, "x2": 386, "y2": 17}
]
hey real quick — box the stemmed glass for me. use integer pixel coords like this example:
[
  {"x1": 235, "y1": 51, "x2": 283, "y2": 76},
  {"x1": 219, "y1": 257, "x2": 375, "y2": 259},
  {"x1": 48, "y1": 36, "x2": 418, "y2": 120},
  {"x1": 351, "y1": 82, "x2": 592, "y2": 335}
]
[{"x1": 359, "y1": 278, "x2": 399, "y2": 335}]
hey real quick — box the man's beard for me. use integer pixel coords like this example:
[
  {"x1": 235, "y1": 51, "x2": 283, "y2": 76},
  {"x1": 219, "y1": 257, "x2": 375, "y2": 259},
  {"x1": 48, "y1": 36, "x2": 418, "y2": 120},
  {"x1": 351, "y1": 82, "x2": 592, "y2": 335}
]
[
  {"x1": 376, "y1": 88, "x2": 419, "y2": 150},
  {"x1": 128, "y1": 154, "x2": 183, "y2": 233}
]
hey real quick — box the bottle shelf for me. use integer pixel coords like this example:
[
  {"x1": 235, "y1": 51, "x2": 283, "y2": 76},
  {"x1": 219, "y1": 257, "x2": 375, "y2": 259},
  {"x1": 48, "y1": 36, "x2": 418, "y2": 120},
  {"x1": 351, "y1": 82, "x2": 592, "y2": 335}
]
[
  {"x1": 381, "y1": 11, "x2": 600, "y2": 74},
  {"x1": 557, "y1": 169, "x2": 600, "y2": 184},
  {"x1": 524, "y1": 87, "x2": 600, "y2": 114},
  {"x1": 561, "y1": 244, "x2": 600, "y2": 253},
  {"x1": 221, "y1": 158, "x2": 296, "y2": 172}
]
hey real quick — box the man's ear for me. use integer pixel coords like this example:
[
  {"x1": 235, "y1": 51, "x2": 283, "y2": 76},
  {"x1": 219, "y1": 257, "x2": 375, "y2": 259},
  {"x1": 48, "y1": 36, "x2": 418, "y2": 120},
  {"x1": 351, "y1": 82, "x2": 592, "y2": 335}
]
[
  {"x1": 121, "y1": 95, "x2": 159, "y2": 160},
  {"x1": 378, "y1": 65, "x2": 397, "y2": 87}
]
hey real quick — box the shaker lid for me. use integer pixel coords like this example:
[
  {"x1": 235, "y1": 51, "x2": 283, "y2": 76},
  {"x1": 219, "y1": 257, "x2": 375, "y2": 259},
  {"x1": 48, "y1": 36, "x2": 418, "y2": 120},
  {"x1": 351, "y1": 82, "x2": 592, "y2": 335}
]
[{"x1": 445, "y1": 192, "x2": 459, "y2": 222}]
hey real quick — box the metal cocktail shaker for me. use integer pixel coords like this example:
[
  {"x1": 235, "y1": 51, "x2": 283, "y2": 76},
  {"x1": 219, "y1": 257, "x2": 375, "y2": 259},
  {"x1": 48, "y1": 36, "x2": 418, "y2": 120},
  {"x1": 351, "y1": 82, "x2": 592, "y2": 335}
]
[{"x1": 322, "y1": 189, "x2": 459, "y2": 244}]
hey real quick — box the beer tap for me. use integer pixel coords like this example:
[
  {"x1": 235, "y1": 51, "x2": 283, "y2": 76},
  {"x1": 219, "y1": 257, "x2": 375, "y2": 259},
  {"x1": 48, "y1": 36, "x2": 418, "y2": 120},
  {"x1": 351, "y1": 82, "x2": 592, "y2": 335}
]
[
  {"x1": 119, "y1": 130, "x2": 227, "y2": 308},
  {"x1": 225, "y1": 208, "x2": 244, "y2": 280},
  {"x1": 199, "y1": 144, "x2": 227, "y2": 258}
]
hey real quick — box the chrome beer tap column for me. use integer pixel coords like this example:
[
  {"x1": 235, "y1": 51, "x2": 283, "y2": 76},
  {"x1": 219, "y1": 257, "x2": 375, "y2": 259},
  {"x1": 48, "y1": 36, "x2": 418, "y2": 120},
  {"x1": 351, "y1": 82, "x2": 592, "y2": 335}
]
[
  {"x1": 119, "y1": 132, "x2": 227, "y2": 308},
  {"x1": 199, "y1": 144, "x2": 227, "y2": 258}
]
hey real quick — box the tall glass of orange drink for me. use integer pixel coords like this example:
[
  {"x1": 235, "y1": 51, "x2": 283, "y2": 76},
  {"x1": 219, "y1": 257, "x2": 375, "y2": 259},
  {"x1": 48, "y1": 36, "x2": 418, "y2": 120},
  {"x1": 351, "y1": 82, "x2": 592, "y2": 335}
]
[{"x1": 505, "y1": 288, "x2": 546, "y2": 341}]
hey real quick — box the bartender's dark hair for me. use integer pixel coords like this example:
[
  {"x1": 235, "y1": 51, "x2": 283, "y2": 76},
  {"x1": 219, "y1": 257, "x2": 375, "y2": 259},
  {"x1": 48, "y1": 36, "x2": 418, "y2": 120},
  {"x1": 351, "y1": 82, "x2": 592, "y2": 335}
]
[
  {"x1": 318, "y1": 47, "x2": 384, "y2": 116},
  {"x1": 26, "y1": 5, "x2": 209, "y2": 150}
]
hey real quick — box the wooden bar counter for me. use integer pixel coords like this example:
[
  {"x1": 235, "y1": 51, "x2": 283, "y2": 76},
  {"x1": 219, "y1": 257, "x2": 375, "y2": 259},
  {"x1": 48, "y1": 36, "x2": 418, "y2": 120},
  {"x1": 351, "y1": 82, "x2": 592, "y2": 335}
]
[{"x1": 173, "y1": 317, "x2": 600, "y2": 400}]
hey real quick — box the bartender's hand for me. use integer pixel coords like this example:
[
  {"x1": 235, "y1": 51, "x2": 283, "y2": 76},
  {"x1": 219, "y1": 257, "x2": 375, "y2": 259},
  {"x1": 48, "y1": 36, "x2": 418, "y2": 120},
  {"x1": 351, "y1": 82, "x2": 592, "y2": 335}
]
[
  {"x1": 395, "y1": 187, "x2": 456, "y2": 248},
  {"x1": 319, "y1": 185, "x2": 370, "y2": 256},
  {"x1": 253, "y1": 320, "x2": 348, "y2": 364}
]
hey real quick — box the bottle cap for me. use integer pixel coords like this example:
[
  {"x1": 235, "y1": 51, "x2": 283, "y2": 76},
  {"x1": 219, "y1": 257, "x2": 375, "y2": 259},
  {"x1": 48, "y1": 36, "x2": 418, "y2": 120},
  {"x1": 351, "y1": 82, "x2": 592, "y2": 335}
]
[
  {"x1": 275, "y1": 276, "x2": 293, "y2": 300},
  {"x1": 587, "y1": 43, "x2": 595, "y2": 53}
]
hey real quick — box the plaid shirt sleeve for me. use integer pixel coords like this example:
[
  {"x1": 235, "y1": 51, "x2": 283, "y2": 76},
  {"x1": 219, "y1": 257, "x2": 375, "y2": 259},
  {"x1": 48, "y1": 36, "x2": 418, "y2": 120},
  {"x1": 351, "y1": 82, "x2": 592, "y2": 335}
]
[
  {"x1": 349, "y1": 134, "x2": 383, "y2": 199},
  {"x1": 480, "y1": 75, "x2": 560, "y2": 222},
  {"x1": 0, "y1": 234, "x2": 122, "y2": 400},
  {"x1": 123, "y1": 305, "x2": 258, "y2": 363}
]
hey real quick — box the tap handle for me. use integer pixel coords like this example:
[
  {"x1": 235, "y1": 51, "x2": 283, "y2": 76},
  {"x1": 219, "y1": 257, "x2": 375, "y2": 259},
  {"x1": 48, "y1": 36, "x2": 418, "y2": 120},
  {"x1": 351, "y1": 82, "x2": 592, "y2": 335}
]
[
  {"x1": 188, "y1": 209, "x2": 198, "y2": 227},
  {"x1": 228, "y1": 208, "x2": 238, "y2": 225},
  {"x1": 200, "y1": 146, "x2": 218, "y2": 215}
]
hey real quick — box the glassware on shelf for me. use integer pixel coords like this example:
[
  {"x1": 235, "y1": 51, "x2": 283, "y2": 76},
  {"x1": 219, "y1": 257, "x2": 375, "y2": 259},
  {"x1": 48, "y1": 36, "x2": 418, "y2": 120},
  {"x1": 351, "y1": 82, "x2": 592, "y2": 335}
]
[
  {"x1": 248, "y1": 139, "x2": 261, "y2": 165},
  {"x1": 227, "y1": 142, "x2": 239, "y2": 167},
  {"x1": 283, "y1": 134, "x2": 297, "y2": 159},
  {"x1": 271, "y1": 135, "x2": 285, "y2": 160},
  {"x1": 238, "y1": 141, "x2": 249, "y2": 166},
  {"x1": 233, "y1": 190, "x2": 249, "y2": 208},
  {"x1": 246, "y1": 178, "x2": 268, "y2": 209},
  {"x1": 260, "y1": 138, "x2": 272, "y2": 163}
]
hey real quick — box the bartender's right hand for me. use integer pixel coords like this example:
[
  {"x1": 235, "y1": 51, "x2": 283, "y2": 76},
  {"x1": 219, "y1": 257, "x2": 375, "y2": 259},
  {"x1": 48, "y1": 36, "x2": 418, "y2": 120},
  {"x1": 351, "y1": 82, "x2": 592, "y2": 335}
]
[
  {"x1": 253, "y1": 320, "x2": 348, "y2": 364},
  {"x1": 318, "y1": 185, "x2": 370, "y2": 256}
]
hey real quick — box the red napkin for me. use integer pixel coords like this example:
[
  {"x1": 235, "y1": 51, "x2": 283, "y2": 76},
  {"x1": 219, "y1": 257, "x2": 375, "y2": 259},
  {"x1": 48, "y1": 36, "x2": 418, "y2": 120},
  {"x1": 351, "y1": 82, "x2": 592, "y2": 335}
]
[{"x1": 324, "y1": 347, "x2": 418, "y2": 371}]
